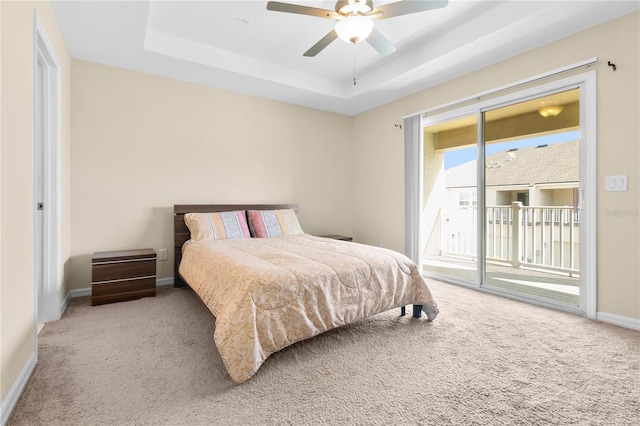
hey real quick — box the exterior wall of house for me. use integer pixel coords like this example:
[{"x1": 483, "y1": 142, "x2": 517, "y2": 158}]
[
  {"x1": 422, "y1": 132, "x2": 447, "y2": 256},
  {"x1": 1, "y1": 0, "x2": 71, "y2": 408},
  {"x1": 442, "y1": 188, "x2": 477, "y2": 256},
  {"x1": 352, "y1": 11, "x2": 640, "y2": 321},
  {"x1": 539, "y1": 188, "x2": 575, "y2": 206}
]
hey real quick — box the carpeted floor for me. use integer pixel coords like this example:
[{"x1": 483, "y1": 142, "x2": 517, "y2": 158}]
[{"x1": 8, "y1": 280, "x2": 640, "y2": 425}]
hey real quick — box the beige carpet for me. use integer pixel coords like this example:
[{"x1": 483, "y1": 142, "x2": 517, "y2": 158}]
[{"x1": 8, "y1": 281, "x2": 640, "y2": 425}]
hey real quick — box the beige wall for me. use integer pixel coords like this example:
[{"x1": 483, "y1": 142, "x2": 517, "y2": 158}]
[
  {"x1": 1, "y1": 0, "x2": 71, "y2": 405},
  {"x1": 69, "y1": 60, "x2": 353, "y2": 290},
  {"x1": 352, "y1": 11, "x2": 640, "y2": 320}
]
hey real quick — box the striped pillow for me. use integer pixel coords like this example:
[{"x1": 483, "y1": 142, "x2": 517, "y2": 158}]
[
  {"x1": 185, "y1": 211, "x2": 251, "y2": 241},
  {"x1": 247, "y1": 209, "x2": 304, "y2": 238}
]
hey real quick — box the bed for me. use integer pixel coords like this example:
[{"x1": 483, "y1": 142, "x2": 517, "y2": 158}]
[{"x1": 174, "y1": 204, "x2": 439, "y2": 383}]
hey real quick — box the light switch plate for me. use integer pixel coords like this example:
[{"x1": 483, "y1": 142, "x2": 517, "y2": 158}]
[{"x1": 605, "y1": 175, "x2": 628, "y2": 192}]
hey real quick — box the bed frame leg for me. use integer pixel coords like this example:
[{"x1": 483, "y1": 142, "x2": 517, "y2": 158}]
[
  {"x1": 413, "y1": 305, "x2": 423, "y2": 318},
  {"x1": 401, "y1": 305, "x2": 423, "y2": 317}
]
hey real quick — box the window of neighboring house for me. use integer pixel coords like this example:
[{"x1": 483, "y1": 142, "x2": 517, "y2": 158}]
[
  {"x1": 516, "y1": 192, "x2": 529, "y2": 206},
  {"x1": 459, "y1": 191, "x2": 478, "y2": 206}
]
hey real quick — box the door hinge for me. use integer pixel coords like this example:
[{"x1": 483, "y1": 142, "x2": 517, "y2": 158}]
[{"x1": 37, "y1": 202, "x2": 44, "y2": 211}]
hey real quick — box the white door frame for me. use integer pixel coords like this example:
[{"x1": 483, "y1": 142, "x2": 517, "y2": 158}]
[
  {"x1": 419, "y1": 71, "x2": 597, "y2": 319},
  {"x1": 33, "y1": 12, "x2": 62, "y2": 324}
]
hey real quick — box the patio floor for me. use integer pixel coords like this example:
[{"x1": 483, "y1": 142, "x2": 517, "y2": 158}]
[{"x1": 423, "y1": 256, "x2": 580, "y2": 306}]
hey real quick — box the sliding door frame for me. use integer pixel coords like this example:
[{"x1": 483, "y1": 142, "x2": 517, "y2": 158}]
[{"x1": 417, "y1": 71, "x2": 597, "y2": 318}]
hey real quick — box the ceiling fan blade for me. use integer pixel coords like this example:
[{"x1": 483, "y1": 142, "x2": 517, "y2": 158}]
[
  {"x1": 370, "y1": 0, "x2": 448, "y2": 20},
  {"x1": 367, "y1": 27, "x2": 396, "y2": 56},
  {"x1": 303, "y1": 29, "x2": 339, "y2": 57},
  {"x1": 267, "y1": 1, "x2": 340, "y2": 19}
]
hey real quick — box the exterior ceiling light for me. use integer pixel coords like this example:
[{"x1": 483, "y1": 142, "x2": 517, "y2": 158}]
[{"x1": 538, "y1": 105, "x2": 564, "y2": 117}]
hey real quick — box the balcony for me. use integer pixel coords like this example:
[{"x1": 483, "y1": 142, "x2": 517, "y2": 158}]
[{"x1": 424, "y1": 202, "x2": 580, "y2": 305}]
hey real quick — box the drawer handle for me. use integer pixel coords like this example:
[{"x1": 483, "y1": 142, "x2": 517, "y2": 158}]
[
  {"x1": 93, "y1": 258, "x2": 156, "y2": 266},
  {"x1": 93, "y1": 275, "x2": 156, "y2": 285}
]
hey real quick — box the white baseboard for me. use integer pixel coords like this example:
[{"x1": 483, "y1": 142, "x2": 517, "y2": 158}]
[
  {"x1": 0, "y1": 351, "x2": 37, "y2": 426},
  {"x1": 60, "y1": 287, "x2": 91, "y2": 315},
  {"x1": 156, "y1": 277, "x2": 174, "y2": 287},
  {"x1": 597, "y1": 312, "x2": 640, "y2": 331}
]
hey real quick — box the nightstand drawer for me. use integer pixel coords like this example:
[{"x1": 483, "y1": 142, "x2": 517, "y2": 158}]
[
  {"x1": 92, "y1": 277, "x2": 156, "y2": 306},
  {"x1": 92, "y1": 258, "x2": 156, "y2": 283}
]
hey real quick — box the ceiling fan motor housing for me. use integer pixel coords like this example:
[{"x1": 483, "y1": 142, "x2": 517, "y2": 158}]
[{"x1": 335, "y1": 0, "x2": 374, "y2": 15}]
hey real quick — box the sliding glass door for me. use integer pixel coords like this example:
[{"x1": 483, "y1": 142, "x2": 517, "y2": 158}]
[
  {"x1": 418, "y1": 76, "x2": 594, "y2": 315},
  {"x1": 481, "y1": 89, "x2": 581, "y2": 306}
]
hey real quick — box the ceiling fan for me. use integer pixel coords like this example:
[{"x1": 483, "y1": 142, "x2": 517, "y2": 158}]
[{"x1": 266, "y1": 0, "x2": 448, "y2": 57}]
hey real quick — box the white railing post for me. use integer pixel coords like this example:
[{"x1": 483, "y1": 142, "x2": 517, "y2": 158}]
[{"x1": 511, "y1": 202, "x2": 522, "y2": 268}]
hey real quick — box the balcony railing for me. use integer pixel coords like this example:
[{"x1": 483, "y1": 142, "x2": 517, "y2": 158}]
[{"x1": 437, "y1": 202, "x2": 579, "y2": 276}]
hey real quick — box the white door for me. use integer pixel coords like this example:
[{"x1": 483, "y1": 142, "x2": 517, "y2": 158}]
[
  {"x1": 34, "y1": 18, "x2": 63, "y2": 324},
  {"x1": 35, "y1": 57, "x2": 46, "y2": 323}
]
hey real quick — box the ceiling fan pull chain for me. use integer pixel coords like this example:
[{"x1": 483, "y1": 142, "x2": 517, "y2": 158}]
[{"x1": 353, "y1": 44, "x2": 357, "y2": 86}]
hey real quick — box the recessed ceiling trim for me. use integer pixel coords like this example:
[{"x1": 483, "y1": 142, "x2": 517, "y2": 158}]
[{"x1": 143, "y1": 28, "x2": 347, "y2": 99}]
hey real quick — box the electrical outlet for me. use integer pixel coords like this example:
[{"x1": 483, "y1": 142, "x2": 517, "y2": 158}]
[
  {"x1": 158, "y1": 248, "x2": 167, "y2": 261},
  {"x1": 378, "y1": 239, "x2": 384, "y2": 247}
]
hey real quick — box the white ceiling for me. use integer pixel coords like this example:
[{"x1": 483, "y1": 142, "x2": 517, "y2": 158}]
[{"x1": 51, "y1": 0, "x2": 639, "y2": 116}]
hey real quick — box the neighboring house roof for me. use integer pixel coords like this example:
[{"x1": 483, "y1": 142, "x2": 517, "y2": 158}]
[{"x1": 445, "y1": 140, "x2": 579, "y2": 188}]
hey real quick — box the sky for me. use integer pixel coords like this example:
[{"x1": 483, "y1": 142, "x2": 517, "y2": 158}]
[{"x1": 444, "y1": 130, "x2": 581, "y2": 169}]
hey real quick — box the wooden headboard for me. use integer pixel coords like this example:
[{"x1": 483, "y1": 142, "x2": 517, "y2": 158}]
[{"x1": 173, "y1": 204, "x2": 299, "y2": 287}]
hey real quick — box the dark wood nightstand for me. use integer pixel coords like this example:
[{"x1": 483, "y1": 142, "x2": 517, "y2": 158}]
[
  {"x1": 91, "y1": 248, "x2": 156, "y2": 306},
  {"x1": 320, "y1": 235, "x2": 353, "y2": 241}
]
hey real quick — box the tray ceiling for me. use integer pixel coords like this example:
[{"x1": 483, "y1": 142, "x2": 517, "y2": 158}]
[{"x1": 51, "y1": 1, "x2": 639, "y2": 115}]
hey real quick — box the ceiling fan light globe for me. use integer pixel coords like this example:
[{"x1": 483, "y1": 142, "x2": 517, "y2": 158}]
[{"x1": 335, "y1": 15, "x2": 374, "y2": 44}]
